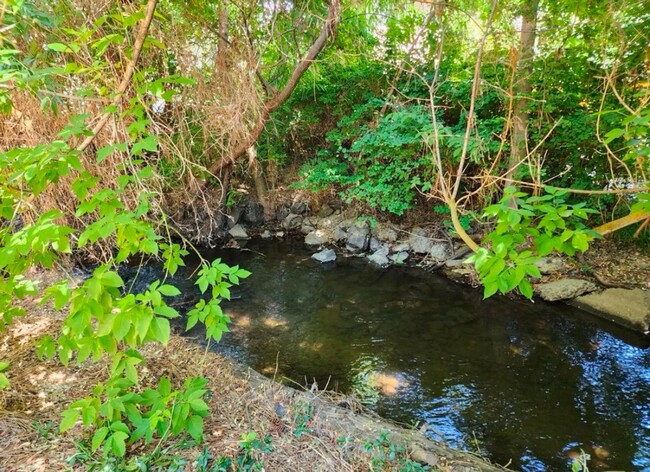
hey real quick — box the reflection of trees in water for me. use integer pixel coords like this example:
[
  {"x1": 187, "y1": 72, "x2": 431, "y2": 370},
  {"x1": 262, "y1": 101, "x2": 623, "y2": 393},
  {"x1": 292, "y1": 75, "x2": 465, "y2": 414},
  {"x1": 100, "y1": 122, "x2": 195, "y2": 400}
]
[{"x1": 189, "y1": 240, "x2": 650, "y2": 471}]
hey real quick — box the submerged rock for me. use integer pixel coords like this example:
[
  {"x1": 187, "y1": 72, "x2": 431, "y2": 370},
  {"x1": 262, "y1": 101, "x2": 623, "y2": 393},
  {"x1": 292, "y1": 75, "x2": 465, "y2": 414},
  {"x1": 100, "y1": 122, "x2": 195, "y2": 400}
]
[
  {"x1": 305, "y1": 229, "x2": 330, "y2": 246},
  {"x1": 535, "y1": 278, "x2": 597, "y2": 301},
  {"x1": 228, "y1": 224, "x2": 249, "y2": 239},
  {"x1": 409, "y1": 227, "x2": 433, "y2": 254},
  {"x1": 311, "y1": 248, "x2": 337, "y2": 263}
]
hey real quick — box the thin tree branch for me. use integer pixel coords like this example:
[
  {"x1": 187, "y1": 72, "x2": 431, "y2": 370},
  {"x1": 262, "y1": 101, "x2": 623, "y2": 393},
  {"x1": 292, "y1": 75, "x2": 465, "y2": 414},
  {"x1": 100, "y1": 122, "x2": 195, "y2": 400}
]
[{"x1": 76, "y1": 0, "x2": 158, "y2": 153}]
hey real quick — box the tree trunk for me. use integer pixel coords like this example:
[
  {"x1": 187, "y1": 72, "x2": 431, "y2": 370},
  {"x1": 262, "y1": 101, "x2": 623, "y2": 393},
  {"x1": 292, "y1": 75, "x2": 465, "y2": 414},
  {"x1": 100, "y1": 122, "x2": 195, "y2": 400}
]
[
  {"x1": 508, "y1": 0, "x2": 539, "y2": 183},
  {"x1": 246, "y1": 146, "x2": 272, "y2": 218}
]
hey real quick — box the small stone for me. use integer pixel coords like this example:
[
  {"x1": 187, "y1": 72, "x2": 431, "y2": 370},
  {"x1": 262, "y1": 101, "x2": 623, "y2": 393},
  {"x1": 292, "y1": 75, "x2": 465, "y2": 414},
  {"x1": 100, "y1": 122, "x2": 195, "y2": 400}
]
[
  {"x1": 429, "y1": 243, "x2": 450, "y2": 262},
  {"x1": 392, "y1": 242, "x2": 410, "y2": 252},
  {"x1": 535, "y1": 256, "x2": 566, "y2": 275},
  {"x1": 276, "y1": 207, "x2": 290, "y2": 221},
  {"x1": 409, "y1": 227, "x2": 434, "y2": 254},
  {"x1": 290, "y1": 201, "x2": 307, "y2": 214},
  {"x1": 261, "y1": 230, "x2": 272, "y2": 239},
  {"x1": 369, "y1": 237, "x2": 381, "y2": 252},
  {"x1": 282, "y1": 213, "x2": 303, "y2": 230},
  {"x1": 333, "y1": 227, "x2": 347, "y2": 241},
  {"x1": 226, "y1": 206, "x2": 245, "y2": 229},
  {"x1": 535, "y1": 279, "x2": 598, "y2": 302},
  {"x1": 318, "y1": 214, "x2": 345, "y2": 230},
  {"x1": 374, "y1": 225, "x2": 398, "y2": 243},
  {"x1": 317, "y1": 205, "x2": 334, "y2": 218},
  {"x1": 389, "y1": 251, "x2": 409, "y2": 264},
  {"x1": 305, "y1": 229, "x2": 330, "y2": 246},
  {"x1": 275, "y1": 231, "x2": 285, "y2": 238},
  {"x1": 228, "y1": 224, "x2": 249, "y2": 239},
  {"x1": 367, "y1": 246, "x2": 390, "y2": 267},
  {"x1": 311, "y1": 248, "x2": 336, "y2": 263},
  {"x1": 301, "y1": 218, "x2": 316, "y2": 234},
  {"x1": 346, "y1": 221, "x2": 371, "y2": 252}
]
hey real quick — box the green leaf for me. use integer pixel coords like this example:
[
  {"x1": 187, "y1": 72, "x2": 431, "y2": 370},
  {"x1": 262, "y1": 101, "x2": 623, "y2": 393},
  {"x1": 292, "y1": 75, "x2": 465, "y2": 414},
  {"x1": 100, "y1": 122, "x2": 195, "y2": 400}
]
[
  {"x1": 110, "y1": 431, "x2": 128, "y2": 457},
  {"x1": 518, "y1": 278, "x2": 534, "y2": 299},
  {"x1": 92, "y1": 427, "x2": 109, "y2": 451},
  {"x1": 158, "y1": 284, "x2": 180, "y2": 296},
  {"x1": 60, "y1": 408, "x2": 80, "y2": 433},
  {"x1": 185, "y1": 415, "x2": 203, "y2": 442},
  {"x1": 149, "y1": 318, "x2": 170, "y2": 344}
]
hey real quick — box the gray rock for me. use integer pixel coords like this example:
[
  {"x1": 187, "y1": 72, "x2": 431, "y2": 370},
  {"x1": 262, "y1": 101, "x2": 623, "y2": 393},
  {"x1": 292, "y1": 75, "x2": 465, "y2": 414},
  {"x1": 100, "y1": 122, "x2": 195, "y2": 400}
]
[
  {"x1": 318, "y1": 213, "x2": 345, "y2": 230},
  {"x1": 243, "y1": 203, "x2": 265, "y2": 226},
  {"x1": 444, "y1": 259, "x2": 465, "y2": 268},
  {"x1": 276, "y1": 206, "x2": 290, "y2": 221},
  {"x1": 346, "y1": 221, "x2": 370, "y2": 252},
  {"x1": 535, "y1": 279, "x2": 598, "y2": 302},
  {"x1": 305, "y1": 229, "x2": 331, "y2": 246},
  {"x1": 333, "y1": 227, "x2": 347, "y2": 241},
  {"x1": 570, "y1": 288, "x2": 650, "y2": 333},
  {"x1": 367, "y1": 246, "x2": 390, "y2": 267},
  {"x1": 317, "y1": 204, "x2": 334, "y2": 218},
  {"x1": 282, "y1": 213, "x2": 303, "y2": 230},
  {"x1": 389, "y1": 251, "x2": 409, "y2": 264},
  {"x1": 312, "y1": 248, "x2": 336, "y2": 263},
  {"x1": 301, "y1": 218, "x2": 316, "y2": 235},
  {"x1": 392, "y1": 242, "x2": 411, "y2": 253},
  {"x1": 375, "y1": 225, "x2": 398, "y2": 243},
  {"x1": 228, "y1": 224, "x2": 249, "y2": 239},
  {"x1": 535, "y1": 256, "x2": 566, "y2": 275},
  {"x1": 261, "y1": 230, "x2": 272, "y2": 239},
  {"x1": 291, "y1": 201, "x2": 308, "y2": 214},
  {"x1": 275, "y1": 231, "x2": 285, "y2": 238},
  {"x1": 429, "y1": 243, "x2": 451, "y2": 262},
  {"x1": 409, "y1": 227, "x2": 434, "y2": 254},
  {"x1": 369, "y1": 237, "x2": 382, "y2": 252},
  {"x1": 226, "y1": 206, "x2": 245, "y2": 229}
]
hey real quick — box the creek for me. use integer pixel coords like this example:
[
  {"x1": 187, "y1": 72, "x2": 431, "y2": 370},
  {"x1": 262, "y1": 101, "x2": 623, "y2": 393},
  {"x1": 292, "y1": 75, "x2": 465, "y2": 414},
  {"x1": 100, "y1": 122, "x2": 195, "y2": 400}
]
[{"x1": 134, "y1": 238, "x2": 650, "y2": 471}]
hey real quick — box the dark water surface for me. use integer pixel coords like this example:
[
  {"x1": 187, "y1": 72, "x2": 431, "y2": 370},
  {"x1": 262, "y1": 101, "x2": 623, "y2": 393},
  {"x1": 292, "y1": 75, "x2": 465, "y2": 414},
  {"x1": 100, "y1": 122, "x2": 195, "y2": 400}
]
[{"x1": 161, "y1": 238, "x2": 649, "y2": 471}]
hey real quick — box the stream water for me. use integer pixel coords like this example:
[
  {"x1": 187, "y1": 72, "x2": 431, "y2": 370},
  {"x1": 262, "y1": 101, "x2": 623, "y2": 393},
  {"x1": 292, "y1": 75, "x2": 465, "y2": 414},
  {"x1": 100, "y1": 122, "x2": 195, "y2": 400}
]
[{"x1": 138, "y1": 238, "x2": 650, "y2": 471}]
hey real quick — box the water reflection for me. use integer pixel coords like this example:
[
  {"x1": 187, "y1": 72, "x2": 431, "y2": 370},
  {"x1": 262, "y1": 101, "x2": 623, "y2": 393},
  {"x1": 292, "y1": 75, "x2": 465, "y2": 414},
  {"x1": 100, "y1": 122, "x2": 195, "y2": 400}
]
[{"x1": 156, "y1": 238, "x2": 650, "y2": 471}]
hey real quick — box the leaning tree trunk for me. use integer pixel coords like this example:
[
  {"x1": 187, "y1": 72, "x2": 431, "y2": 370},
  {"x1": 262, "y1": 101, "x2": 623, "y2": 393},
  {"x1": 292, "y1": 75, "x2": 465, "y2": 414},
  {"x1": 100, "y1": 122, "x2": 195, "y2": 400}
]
[
  {"x1": 507, "y1": 0, "x2": 539, "y2": 184},
  {"x1": 204, "y1": 0, "x2": 341, "y2": 184}
]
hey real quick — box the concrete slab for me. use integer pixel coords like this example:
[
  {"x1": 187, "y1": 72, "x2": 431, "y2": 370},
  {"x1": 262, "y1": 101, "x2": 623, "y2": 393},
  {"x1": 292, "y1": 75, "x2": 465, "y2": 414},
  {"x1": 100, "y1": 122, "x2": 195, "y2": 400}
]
[{"x1": 570, "y1": 288, "x2": 650, "y2": 334}]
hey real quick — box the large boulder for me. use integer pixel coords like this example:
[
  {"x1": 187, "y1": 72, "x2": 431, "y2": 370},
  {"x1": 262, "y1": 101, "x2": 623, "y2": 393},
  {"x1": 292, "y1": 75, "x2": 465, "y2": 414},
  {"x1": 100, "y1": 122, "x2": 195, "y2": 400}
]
[
  {"x1": 346, "y1": 221, "x2": 371, "y2": 252},
  {"x1": 228, "y1": 224, "x2": 249, "y2": 239},
  {"x1": 535, "y1": 279, "x2": 598, "y2": 302},
  {"x1": 305, "y1": 229, "x2": 331, "y2": 246},
  {"x1": 243, "y1": 202, "x2": 265, "y2": 226},
  {"x1": 409, "y1": 227, "x2": 434, "y2": 254},
  {"x1": 311, "y1": 248, "x2": 336, "y2": 263}
]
